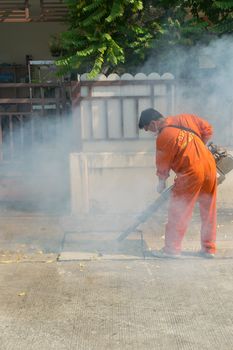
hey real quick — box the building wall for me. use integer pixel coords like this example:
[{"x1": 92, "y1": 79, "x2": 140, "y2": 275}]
[{"x1": 0, "y1": 22, "x2": 66, "y2": 65}]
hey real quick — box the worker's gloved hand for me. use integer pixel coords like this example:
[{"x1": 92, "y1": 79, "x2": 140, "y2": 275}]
[{"x1": 156, "y1": 179, "x2": 166, "y2": 194}]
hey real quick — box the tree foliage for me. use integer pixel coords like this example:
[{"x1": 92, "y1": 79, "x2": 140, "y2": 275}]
[
  {"x1": 57, "y1": 0, "x2": 155, "y2": 77},
  {"x1": 184, "y1": 0, "x2": 233, "y2": 34},
  {"x1": 55, "y1": 0, "x2": 233, "y2": 77}
]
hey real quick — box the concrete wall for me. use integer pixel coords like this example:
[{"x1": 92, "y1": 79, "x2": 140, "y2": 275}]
[
  {"x1": 70, "y1": 151, "x2": 233, "y2": 215},
  {"x1": 70, "y1": 152, "x2": 160, "y2": 215}
]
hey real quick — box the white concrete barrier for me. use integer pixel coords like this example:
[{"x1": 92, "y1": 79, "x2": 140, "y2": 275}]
[
  {"x1": 70, "y1": 152, "x2": 159, "y2": 215},
  {"x1": 70, "y1": 151, "x2": 233, "y2": 215}
]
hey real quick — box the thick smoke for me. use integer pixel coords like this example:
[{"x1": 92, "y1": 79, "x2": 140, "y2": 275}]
[
  {"x1": 0, "y1": 109, "x2": 72, "y2": 214},
  {"x1": 4, "y1": 25, "x2": 233, "y2": 261},
  {"x1": 143, "y1": 36, "x2": 233, "y2": 146}
]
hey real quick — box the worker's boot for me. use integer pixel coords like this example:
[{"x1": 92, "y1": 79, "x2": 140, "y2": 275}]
[
  {"x1": 151, "y1": 247, "x2": 181, "y2": 259},
  {"x1": 198, "y1": 250, "x2": 215, "y2": 259}
]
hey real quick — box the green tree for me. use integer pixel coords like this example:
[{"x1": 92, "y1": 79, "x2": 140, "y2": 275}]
[
  {"x1": 185, "y1": 0, "x2": 233, "y2": 34},
  {"x1": 57, "y1": 0, "x2": 156, "y2": 77},
  {"x1": 56, "y1": 0, "x2": 233, "y2": 77},
  {"x1": 140, "y1": 0, "x2": 233, "y2": 75}
]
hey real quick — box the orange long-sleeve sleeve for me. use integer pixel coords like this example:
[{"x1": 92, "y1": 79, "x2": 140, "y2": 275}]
[{"x1": 156, "y1": 134, "x2": 175, "y2": 180}]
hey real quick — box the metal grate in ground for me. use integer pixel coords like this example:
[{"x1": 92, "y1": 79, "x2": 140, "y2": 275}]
[{"x1": 58, "y1": 231, "x2": 145, "y2": 261}]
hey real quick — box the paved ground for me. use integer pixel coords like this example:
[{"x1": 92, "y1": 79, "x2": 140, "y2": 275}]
[
  {"x1": 1, "y1": 258, "x2": 233, "y2": 349},
  {"x1": 0, "y1": 207, "x2": 233, "y2": 349}
]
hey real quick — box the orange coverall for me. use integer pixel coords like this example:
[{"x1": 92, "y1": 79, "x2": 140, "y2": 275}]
[{"x1": 156, "y1": 114, "x2": 217, "y2": 254}]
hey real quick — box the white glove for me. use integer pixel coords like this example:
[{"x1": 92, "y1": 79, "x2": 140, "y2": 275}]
[{"x1": 156, "y1": 179, "x2": 166, "y2": 194}]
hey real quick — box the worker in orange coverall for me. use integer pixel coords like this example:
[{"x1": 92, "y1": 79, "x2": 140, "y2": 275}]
[{"x1": 138, "y1": 108, "x2": 217, "y2": 259}]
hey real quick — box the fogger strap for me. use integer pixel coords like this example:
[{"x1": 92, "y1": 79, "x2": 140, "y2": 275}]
[{"x1": 160, "y1": 125, "x2": 203, "y2": 142}]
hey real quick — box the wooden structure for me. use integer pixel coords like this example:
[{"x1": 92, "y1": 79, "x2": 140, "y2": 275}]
[
  {"x1": 0, "y1": 81, "x2": 71, "y2": 213},
  {"x1": 0, "y1": 82, "x2": 69, "y2": 157},
  {"x1": 0, "y1": 1, "x2": 30, "y2": 22},
  {"x1": 40, "y1": 0, "x2": 69, "y2": 22},
  {"x1": 0, "y1": 0, "x2": 68, "y2": 22}
]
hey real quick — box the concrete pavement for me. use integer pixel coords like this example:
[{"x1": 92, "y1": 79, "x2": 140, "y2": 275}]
[
  {"x1": 0, "y1": 208, "x2": 233, "y2": 349},
  {"x1": 1, "y1": 258, "x2": 233, "y2": 349}
]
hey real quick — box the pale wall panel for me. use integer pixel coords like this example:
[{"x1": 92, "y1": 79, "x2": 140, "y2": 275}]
[
  {"x1": 0, "y1": 22, "x2": 66, "y2": 64},
  {"x1": 92, "y1": 86, "x2": 121, "y2": 97},
  {"x1": 107, "y1": 99, "x2": 122, "y2": 138},
  {"x1": 122, "y1": 99, "x2": 137, "y2": 138},
  {"x1": 91, "y1": 100, "x2": 107, "y2": 139},
  {"x1": 81, "y1": 101, "x2": 92, "y2": 140},
  {"x1": 138, "y1": 98, "x2": 152, "y2": 139},
  {"x1": 121, "y1": 85, "x2": 150, "y2": 96},
  {"x1": 153, "y1": 96, "x2": 167, "y2": 115}
]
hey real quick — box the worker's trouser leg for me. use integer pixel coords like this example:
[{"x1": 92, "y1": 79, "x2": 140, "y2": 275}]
[
  {"x1": 165, "y1": 191, "x2": 199, "y2": 254},
  {"x1": 198, "y1": 184, "x2": 217, "y2": 254}
]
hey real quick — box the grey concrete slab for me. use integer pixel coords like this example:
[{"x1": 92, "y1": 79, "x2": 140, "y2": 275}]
[
  {"x1": 0, "y1": 209, "x2": 233, "y2": 348},
  {"x1": 59, "y1": 252, "x2": 143, "y2": 261},
  {"x1": 1, "y1": 259, "x2": 233, "y2": 349},
  {"x1": 0, "y1": 216, "x2": 63, "y2": 254}
]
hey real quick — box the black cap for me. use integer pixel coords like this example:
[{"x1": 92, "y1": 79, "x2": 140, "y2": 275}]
[{"x1": 138, "y1": 108, "x2": 164, "y2": 129}]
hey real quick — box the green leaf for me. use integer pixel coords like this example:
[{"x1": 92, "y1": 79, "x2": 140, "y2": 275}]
[
  {"x1": 82, "y1": 8, "x2": 107, "y2": 26},
  {"x1": 83, "y1": 0, "x2": 103, "y2": 13},
  {"x1": 214, "y1": 1, "x2": 233, "y2": 10},
  {"x1": 106, "y1": 0, "x2": 124, "y2": 22}
]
